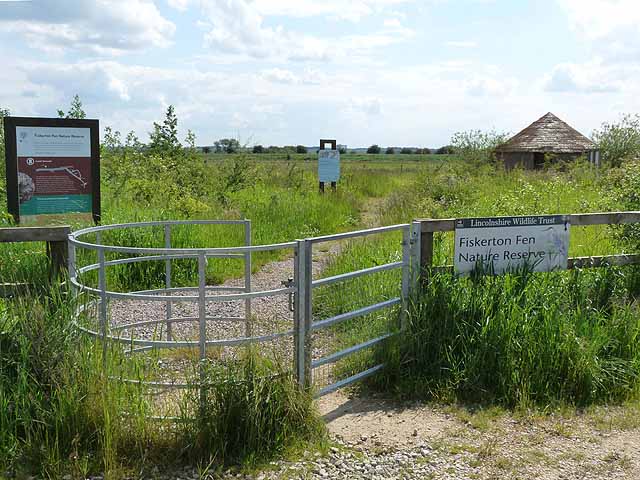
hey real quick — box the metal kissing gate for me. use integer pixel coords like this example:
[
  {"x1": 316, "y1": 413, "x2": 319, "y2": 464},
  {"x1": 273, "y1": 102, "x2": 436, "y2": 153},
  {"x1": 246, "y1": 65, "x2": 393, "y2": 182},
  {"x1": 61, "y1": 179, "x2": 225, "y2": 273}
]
[{"x1": 68, "y1": 220, "x2": 421, "y2": 404}]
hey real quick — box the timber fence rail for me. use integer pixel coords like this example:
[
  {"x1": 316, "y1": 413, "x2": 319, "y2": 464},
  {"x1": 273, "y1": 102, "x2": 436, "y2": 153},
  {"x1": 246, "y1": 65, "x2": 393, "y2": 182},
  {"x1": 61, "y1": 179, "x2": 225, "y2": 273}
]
[
  {"x1": 417, "y1": 211, "x2": 640, "y2": 275},
  {"x1": 0, "y1": 225, "x2": 70, "y2": 296}
]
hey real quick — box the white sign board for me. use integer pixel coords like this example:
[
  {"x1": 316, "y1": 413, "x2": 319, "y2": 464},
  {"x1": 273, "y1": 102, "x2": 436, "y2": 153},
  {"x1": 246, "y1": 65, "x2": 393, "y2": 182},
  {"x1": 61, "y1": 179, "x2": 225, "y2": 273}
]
[
  {"x1": 318, "y1": 149, "x2": 340, "y2": 182},
  {"x1": 454, "y1": 215, "x2": 569, "y2": 275},
  {"x1": 16, "y1": 126, "x2": 91, "y2": 157}
]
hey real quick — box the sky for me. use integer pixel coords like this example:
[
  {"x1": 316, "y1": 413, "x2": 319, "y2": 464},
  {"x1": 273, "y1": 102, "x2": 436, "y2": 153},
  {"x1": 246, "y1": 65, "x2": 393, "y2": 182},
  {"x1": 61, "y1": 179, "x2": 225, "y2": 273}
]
[{"x1": 1, "y1": 0, "x2": 639, "y2": 148}]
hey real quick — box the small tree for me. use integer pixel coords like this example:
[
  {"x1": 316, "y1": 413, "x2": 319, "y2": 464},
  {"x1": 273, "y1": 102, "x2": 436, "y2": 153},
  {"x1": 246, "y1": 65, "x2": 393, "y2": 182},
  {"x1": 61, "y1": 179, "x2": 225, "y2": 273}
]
[
  {"x1": 338, "y1": 147, "x2": 347, "y2": 154},
  {"x1": 296, "y1": 145, "x2": 307, "y2": 154},
  {"x1": 592, "y1": 114, "x2": 640, "y2": 168},
  {"x1": 385, "y1": 147, "x2": 395, "y2": 154},
  {"x1": 149, "y1": 105, "x2": 181, "y2": 154},
  {"x1": 202, "y1": 146, "x2": 211, "y2": 154},
  {"x1": 400, "y1": 147, "x2": 413, "y2": 154},
  {"x1": 252, "y1": 145, "x2": 264, "y2": 154},
  {"x1": 58, "y1": 94, "x2": 86, "y2": 119},
  {"x1": 367, "y1": 144, "x2": 381, "y2": 154}
]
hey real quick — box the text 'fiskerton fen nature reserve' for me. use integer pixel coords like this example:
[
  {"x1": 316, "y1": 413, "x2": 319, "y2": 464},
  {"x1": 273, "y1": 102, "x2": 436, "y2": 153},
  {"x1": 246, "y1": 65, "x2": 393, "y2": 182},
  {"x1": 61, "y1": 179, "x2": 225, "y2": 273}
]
[{"x1": 454, "y1": 215, "x2": 570, "y2": 275}]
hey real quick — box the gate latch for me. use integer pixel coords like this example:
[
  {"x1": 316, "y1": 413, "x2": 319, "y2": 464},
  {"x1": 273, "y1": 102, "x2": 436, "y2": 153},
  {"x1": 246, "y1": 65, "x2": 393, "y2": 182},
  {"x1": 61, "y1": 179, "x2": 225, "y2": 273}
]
[{"x1": 281, "y1": 277, "x2": 295, "y2": 312}]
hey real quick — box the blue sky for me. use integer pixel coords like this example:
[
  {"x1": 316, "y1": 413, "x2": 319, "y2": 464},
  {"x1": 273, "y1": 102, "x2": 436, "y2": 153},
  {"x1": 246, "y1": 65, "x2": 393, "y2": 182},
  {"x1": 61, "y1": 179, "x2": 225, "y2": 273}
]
[{"x1": 1, "y1": 0, "x2": 639, "y2": 147}]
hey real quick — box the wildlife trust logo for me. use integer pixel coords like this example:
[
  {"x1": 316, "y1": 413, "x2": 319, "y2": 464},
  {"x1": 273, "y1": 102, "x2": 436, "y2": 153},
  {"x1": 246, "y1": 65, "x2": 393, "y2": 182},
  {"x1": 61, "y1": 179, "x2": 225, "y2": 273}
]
[{"x1": 26, "y1": 157, "x2": 34, "y2": 165}]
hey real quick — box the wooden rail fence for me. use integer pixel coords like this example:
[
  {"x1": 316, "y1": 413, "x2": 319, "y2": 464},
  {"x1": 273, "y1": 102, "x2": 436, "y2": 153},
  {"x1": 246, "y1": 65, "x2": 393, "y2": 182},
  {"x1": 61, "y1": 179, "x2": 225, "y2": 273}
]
[
  {"x1": 0, "y1": 226, "x2": 70, "y2": 296},
  {"x1": 417, "y1": 211, "x2": 640, "y2": 276}
]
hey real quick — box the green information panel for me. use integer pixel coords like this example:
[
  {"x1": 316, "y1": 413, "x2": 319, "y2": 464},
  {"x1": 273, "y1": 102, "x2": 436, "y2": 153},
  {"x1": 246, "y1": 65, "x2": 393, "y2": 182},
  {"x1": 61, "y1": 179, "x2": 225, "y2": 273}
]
[{"x1": 4, "y1": 117, "x2": 100, "y2": 224}]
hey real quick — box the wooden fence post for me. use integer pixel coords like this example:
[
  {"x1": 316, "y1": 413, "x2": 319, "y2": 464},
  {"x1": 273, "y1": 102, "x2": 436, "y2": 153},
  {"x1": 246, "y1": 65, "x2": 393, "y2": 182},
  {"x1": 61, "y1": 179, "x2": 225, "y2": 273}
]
[{"x1": 419, "y1": 220, "x2": 434, "y2": 284}]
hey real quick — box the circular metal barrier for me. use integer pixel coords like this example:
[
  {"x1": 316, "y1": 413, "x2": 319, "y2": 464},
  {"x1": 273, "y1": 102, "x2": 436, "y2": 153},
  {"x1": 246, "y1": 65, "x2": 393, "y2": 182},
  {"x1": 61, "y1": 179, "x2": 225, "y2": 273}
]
[{"x1": 68, "y1": 220, "x2": 299, "y2": 403}]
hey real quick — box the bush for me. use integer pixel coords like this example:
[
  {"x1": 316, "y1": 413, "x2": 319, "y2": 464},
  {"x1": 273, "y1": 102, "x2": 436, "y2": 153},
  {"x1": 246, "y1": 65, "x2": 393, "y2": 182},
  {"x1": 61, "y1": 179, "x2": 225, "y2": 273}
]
[
  {"x1": 607, "y1": 160, "x2": 640, "y2": 250},
  {"x1": 367, "y1": 144, "x2": 381, "y2": 154},
  {"x1": 592, "y1": 114, "x2": 640, "y2": 168},
  {"x1": 296, "y1": 145, "x2": 307, "y2": 154},
  {"x1": 451, "y1": 129, "x2": 509, "y2": 165},
  {"x1": 385, "y1": 147, "x2": 395, "y2": 154},
  {"x1": 400, "y1": 147, "x2": 413, "y2": 154},
  {"x1": 252, "y1": 145, "x2": 264, "y2": 154}
]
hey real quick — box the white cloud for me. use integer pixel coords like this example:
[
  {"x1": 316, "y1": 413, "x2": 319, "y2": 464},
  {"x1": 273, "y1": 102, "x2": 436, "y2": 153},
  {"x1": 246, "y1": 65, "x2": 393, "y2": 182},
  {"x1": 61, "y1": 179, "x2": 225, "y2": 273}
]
[
  {"x1": 543, "y1": 61, "x2": 620, "y2": 94},
  {"x1": 189, "y1": 0, "x2": 414, "y2": 62},
  {"x1": 260, "y1": 68, "x2": 300, "y2": 85},
  {"x1": 558, "y1": 0, "x2": 640, "y2": 62},
  {"x1": 0, "y1": 0, "x2": 175, "y2": 55},
  {"x1": 347, "y1": 97, "x2": 383, "y2": 116},
  {"x1": 167, "y1": 0, "x2": 190, "y2": 11},
  {"x1": 446, "y1": 41, "x2": 478, "y2": 48},
  {"x1": 253, "y1": 0, "x2": 415, "y2": 22}
]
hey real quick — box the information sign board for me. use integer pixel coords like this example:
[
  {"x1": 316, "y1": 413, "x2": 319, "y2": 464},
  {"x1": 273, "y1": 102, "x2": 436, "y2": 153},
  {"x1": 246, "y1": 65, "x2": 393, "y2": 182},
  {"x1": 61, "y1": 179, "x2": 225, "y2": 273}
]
[
  {"x1": 4, "y1": 117, "x2": 100, "y2": 224},
  {"x1": 318, "y1": 149, "x2": 340, "y2": 182},
  {"x1": 454, "y1": 215, "x2": 569, "y2": 275}
]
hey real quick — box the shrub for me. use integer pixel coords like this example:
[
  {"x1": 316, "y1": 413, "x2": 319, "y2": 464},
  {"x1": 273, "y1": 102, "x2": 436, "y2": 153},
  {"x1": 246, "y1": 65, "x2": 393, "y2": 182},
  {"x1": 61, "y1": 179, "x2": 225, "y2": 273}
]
[
  {"x1": 607, "y1": 160, "x2": 640, "y2": 250},
  {"x1": 451, "y1": 129, "x2": 509, "y2": 165},
  {"x1": 296, "y1": 145, "x2": 307, "y2": 154},
  {"x1": 400, "y1": 147, "x2": 413, "y2": 154},
  {"x1": 252, "y1": 144, "x2": 264, "y2": 154},
  {"x1": 592, "y1": 114, "x2": 640, "y2": 168},
  {"x1": 385, "y1": 147, "x2": 395, "y2": 154}
]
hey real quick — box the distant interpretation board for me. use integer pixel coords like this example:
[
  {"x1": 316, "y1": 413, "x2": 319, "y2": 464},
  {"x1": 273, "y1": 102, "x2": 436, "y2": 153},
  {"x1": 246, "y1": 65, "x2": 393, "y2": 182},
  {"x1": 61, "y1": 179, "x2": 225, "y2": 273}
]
[
  {"x1": 4, "y1": 117, "x2": 100, "y2": 224},
  {"x1": 318, "y1": 149, "x2": 340, "y2": 182},
  {"x1": 454, "y1": 215, "x2": 569, "y2": 275}
]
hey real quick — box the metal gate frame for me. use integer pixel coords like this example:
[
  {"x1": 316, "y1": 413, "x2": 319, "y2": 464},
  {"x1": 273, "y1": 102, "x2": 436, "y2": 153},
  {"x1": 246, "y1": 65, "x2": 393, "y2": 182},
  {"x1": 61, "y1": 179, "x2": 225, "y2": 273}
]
[
  {"x1": 69, "y1": 219, "x2": 422, "y2": 404},
  {"x1": 294, "y1": 222, "x2": 421, "y2": 396}
]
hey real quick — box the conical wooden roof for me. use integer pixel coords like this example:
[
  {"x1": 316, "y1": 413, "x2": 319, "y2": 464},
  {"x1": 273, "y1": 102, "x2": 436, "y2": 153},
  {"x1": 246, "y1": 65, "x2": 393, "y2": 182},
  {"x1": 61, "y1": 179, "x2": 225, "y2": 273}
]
[{"x1": 496, "y1": 112, "x2": 596, "y2": 153}]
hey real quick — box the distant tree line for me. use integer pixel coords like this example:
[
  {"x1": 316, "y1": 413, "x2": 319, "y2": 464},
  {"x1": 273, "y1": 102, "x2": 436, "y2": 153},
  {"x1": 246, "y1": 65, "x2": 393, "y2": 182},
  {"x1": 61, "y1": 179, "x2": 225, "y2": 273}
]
[
  {"x1": 248, "y1": 145, "x2": 309, "y2": 154},
  {"x1": 370, "y1": 145, "x2": 454, "y2": 154}
]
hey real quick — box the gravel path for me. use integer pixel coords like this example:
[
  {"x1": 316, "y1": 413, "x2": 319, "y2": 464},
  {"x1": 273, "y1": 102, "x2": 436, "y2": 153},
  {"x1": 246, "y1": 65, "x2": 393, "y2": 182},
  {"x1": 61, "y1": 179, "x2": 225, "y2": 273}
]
[
  {"x1": 105, "y1": 241, "x2": 342, "y2": 415},
  {"x1": 120, "y1": 391, "x2": 640, "y2": 479}
]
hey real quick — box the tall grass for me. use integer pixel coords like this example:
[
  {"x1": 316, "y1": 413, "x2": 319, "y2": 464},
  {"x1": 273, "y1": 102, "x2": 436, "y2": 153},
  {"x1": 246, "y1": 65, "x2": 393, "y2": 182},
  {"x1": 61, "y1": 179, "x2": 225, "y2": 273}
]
[
  {"x1": 374, "y1": 266, "x2": 640, "y2": 408},
  {"x1": 0, "y1": 284, "x2": 325, "y2": 477},
  {"x1": 182, "y1": 351, "x2": 325, "y2": 467}
]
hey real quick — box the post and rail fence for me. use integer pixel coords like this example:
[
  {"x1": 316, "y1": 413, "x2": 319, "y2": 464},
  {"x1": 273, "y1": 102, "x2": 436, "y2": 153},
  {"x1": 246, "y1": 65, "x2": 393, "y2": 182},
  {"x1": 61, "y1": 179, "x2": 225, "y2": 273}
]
[
  {"x1": 417, "y1": 211, "x2": 640, "y2": 279},
  {"x1": 0, "y1": 225, "x2": 70, "y2": 296}
]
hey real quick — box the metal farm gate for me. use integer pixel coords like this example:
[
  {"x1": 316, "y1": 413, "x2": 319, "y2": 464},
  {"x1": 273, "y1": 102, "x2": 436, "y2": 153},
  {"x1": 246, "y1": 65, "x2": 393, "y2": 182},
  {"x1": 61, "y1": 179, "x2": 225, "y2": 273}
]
[{"x1": 294, "y1": 223, "x2": 421, "y2": 396}]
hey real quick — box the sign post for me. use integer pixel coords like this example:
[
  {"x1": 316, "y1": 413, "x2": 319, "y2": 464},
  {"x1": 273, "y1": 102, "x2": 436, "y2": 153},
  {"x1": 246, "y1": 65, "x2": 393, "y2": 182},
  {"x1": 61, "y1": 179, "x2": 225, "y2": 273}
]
[
  {"x1": 4, "y1": 117, "x2": 100, "y2": 224},
  {"x1": 318, "y1": 139, "x2": 339, "y2": 193},
  {"x1": 454, "y1": 215, "x2": 569, "y2": 275}
]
